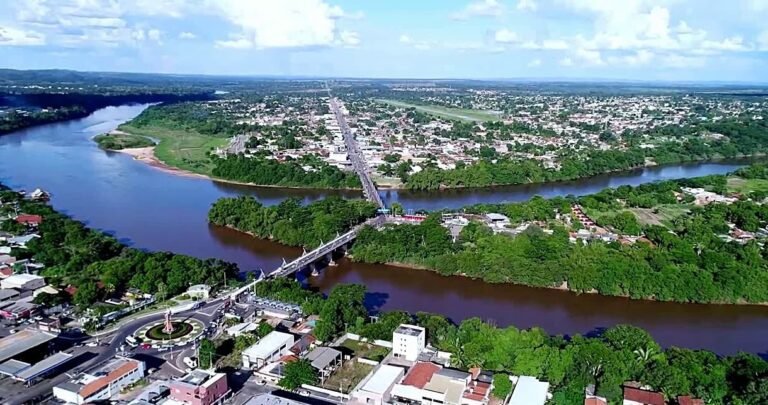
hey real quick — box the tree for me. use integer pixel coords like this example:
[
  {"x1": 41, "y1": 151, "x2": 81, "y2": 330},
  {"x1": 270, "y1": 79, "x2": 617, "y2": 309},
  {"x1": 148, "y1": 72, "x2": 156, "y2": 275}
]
[
  {"x1": 279, "y1": 359, "x2": 318, "y2": 390},
  {"x1": 492, "y1": 374, "x2": 513, "y2": 399},
  {"x1": 316, "y1": 284, "x2": 367, "y2": 341},
  {"x1": 74, "y1": 282, "x2": 100, "y2": 308},
  {"x1": 199, "y1": 338, "x2": 216, "y2": 369}
]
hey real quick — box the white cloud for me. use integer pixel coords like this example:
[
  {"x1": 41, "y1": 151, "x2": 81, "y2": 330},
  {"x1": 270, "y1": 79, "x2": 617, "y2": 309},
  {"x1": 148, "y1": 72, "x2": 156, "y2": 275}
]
[
  {"x1": 399, "y1": 34, "x2": 433, "y2": 50},
  {"x1": 701, "y1": 36, "x2": 750, "y2": 52},
  {"x1": 559, "y1": 57, "x2": 574, "y2": 66},
  {"x1": 147, "y1": 29, "x2": 162, "y2": 42},
  {"x1": 527, "y1": 58, "x2": 542, "y2": 67},
  {"x1": 494, "y1": 29, "x2": 519, "y2": 44},
  {"x1": 517, "y1": 0, "x2": 537, "y2": 11},
  {"x1": 209, "y1": 0, "x2": 355, "y2": 49},
  {"x1": 522, "y1": 39, "x2": 569, "y2": 50},
  {"x1": 338, "y1": 30, "x2": 360, "y2": 47},
  {"x1": 179, "y1": 32, "x2": 196, "y2": 40},
  {"x1": 216, "y1": 36, "x2": 252, "y2": 49},
  {"x1": 574, "y1": 48, "x2": 604, "y2": 65},
  {"x1": 451, "y1": 0, "x2": 504, "y2": 20},
  {"x1": 0, "y1": 25, "x2": 46, "y2": 46}
]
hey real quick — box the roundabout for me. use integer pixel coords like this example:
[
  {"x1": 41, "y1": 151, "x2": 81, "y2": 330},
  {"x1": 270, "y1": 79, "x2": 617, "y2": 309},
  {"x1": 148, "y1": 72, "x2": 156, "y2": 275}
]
[{"x1": 133, "y1": 311, "x2": 205, "y2": 347}]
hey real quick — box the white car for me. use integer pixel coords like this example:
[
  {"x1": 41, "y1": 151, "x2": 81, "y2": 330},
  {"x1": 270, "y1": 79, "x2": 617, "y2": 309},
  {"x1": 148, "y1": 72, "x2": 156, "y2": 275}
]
[{"x1": 299, "y1": 390, "x2": 310, "y2": 397}]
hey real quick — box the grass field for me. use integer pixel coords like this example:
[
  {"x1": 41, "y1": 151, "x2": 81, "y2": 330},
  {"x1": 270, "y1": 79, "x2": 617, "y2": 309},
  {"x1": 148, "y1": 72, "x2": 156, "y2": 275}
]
[
  {"x1": 377, "y1": 99, "x2": 500, "y2": 122},
  {"x1": 119, "y1": 124, "x2": 228, "y2": 175},
  {"x1": 322, "y1": 361, "x2": 374, "y2": 394},
  {"x1": 340, "y1": 339, "x2": 390, "y2": 361},
  {"x1": 727, "y1": 177, "x2": 768, "y2": 194},
  {"x1": 585, "y1": 204, "x2": 691, "y2": 228}
]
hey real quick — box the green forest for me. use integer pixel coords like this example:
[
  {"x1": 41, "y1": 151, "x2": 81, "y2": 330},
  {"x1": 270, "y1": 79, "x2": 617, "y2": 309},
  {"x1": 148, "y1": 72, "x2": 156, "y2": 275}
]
[
  {"x1": 211, "y1": 154, "x2": 362, "y2": 189},
  {"x1": 0, "y1": 187, "x2": 238, "y2": 308},
  {"x1": 352, "y1": 172, "x2": 768, "y2": 304},
  {"x1": 247, "y1": 279, "x2": 768, "y2": 405},
  {"x1": 404, "y1": 117, "x2": 768, "y2": 190},
  {"x1": 93, "y1": 133, "x2": 155, "y2": 150},
  {"x1": 208, "y1": 195, "x2": 377, "y2": 248}
]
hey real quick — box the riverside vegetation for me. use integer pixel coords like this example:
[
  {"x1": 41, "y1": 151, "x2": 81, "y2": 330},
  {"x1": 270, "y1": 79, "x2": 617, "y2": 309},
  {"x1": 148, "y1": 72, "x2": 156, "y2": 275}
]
[
  {"x1": 0, "y1": 185, "x2": 238, "y2": 310},
  {"x1": 245, "y1": 278, "x2": 768, "y2": 405},
  {"x1": 209, "y1": 164, "x2": 768, "y2": 304},
  {"x1": 353, "y1": 170, "x2": 768, "y2": 304}
]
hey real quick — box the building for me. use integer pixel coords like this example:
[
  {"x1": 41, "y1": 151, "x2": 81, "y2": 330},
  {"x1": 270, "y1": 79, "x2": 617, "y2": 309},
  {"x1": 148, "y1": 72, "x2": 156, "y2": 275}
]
[
  {"x1": 169, "y1": 369, "x2": 230, "y2": 405},
  {"x1": 53, "y1": 356, "x2": 146, "y2": 404},
  {"x1": 393, "y1": 324, "x2": 426, "y2": 362},
  {"x1": 187, "y1": 284, "x2": 211, "y2": 300},
  {"x1": 0, "y1": 328, "x2": 57, "y2": 364},
  {"x1": 508, "y1": 376, "x2": 549, "y2": 405},
  {"x1": 1, "y1": 274, "x2": 45, "y2": 291},
  {"x1": 353, "y1": 364, "x2": 405, "y2": 405},
  {"x1": 0, "y1": 301, "x2": 38, "y2": 320},
  {"x1": 623, "y1": 386, "x2": 665, "y2": 405},
  {"x1": 305, "y1": 346, "x2": 342, "y2": 383},
  {"x1": 391, "y1": 362, "x2": 493, "y2": 405},
  {"x1": 0, "y1": 352, "x2": 73, "y2": 386},
  {"x1": 242, "y1": 331, "x2": 295, "y2": 369},
  {"x1": 0, "y1": 288, "x2": 20, "y2": 302},
  {"x1": 16, "y1": 214, "x2": 43, "y2": 226},
  {"x1": 676, "y1": 395, "x2": 704, "y2": 405}
]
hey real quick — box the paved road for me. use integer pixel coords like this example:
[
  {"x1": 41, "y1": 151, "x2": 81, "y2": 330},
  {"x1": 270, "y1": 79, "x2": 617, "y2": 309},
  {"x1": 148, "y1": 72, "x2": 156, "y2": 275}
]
[
  {"x1": 329, "y1": 96, "x2": 385, "y2": 209},
  {"x1": 6, "y1": 300, "x2": 227, "y2": 405}
]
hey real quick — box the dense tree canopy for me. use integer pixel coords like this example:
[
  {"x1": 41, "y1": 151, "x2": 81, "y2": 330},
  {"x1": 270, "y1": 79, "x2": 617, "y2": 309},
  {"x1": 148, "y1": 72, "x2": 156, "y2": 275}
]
[{"x1": 208, "y1": 195, "x2": 377, "y2": 248}]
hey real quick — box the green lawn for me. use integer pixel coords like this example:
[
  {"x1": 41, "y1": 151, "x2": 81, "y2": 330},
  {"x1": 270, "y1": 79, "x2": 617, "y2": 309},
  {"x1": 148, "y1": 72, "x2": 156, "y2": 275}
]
[
  {"x1": 584, "y1": 204, "x2": 691, "y2": 228},
  {"x1": 340, "y1": 339, "x2": 390, "y2": 362},
  {"x1": 377, "y1": 99, "x2": 500, "y2": 122},
  {"x1": 727, "y1": 177, "x2": 768, "y2": 194},
  {"x1": 321, "y1": 361, "x2": 374, "y2": 394},
  {"x1": 118, "y1": 124, "x2": 228, "y2": 175}
]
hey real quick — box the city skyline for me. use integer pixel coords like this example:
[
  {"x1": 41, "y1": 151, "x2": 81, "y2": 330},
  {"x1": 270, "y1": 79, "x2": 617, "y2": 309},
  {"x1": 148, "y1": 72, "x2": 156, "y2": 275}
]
[{"x1": 1, "y1": 0, "x2": 767, "y2": 82}]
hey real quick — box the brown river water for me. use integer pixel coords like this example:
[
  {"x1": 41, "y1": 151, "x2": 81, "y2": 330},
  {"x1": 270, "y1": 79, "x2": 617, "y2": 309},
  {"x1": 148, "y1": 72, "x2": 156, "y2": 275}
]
[{"x1": 0, "y1": 104, "x2": 765, "y2": 355}]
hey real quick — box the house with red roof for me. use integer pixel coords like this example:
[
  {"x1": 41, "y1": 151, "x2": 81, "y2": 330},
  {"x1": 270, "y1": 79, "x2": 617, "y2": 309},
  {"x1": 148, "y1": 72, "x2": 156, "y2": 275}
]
[
  {"x1": 391, "y1": 362, "x2": 494, "y2": 405},
  {"x1": 623, "y1": 385, "x2": 665, "y2": 405},
  {"x1": 16, "y1": 214, "x2": 42, "y2": 227},
  {"x1": 676, "y1": 395, "x2": 704, "y2": 405}
]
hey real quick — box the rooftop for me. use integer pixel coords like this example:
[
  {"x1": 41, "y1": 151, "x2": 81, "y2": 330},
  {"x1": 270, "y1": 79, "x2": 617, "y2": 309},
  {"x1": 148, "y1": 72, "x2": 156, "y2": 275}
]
[
  {"x1": 509, "y1": 376, "x2": 549, "y2": 405},
  {"x1": 0, "y1": 328, "x2": 57, "y2": 363},
  {"x1": 394, "y1": 324, "x2": 425, "y2": 337},
  {"x1": 242, "y1": 331, "x2": 294, "y2": 360},
  {"x1": 305, "y1": 346, "x2": 341, "y2": 370},
  {"x1": 401, "y1": 362, "x2": 441, "y2": 389},
  {"x1": 623, "y1": 386, "x2": 665, "y2": 405},
  {"x1": 360, "y1": 364, "x2": 404, "y2": 395}
]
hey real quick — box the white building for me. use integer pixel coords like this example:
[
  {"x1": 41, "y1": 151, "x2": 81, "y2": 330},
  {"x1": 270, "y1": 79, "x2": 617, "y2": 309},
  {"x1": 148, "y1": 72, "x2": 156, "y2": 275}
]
[
  {"x1": 1, "y1": 274, "x2": 45, "y2": 291},
  {"x1": 353, "y1": 364, "x2": 405, "y2": 405},
  {"x1": 393, "y1": 324, "x2": 426, "y2": 362},
  {"x1": 53, "y1": 356, "x2": 145, "y2": 404},
  {"x1": 241, "y1": 331, "x2": 294, "y2": 369},
  {"x1": 508, "y1": 376, "x2": 549, "y2": 405},
  {"x1": 186, "y1": 284, "x2": 211, "y2": 299}
]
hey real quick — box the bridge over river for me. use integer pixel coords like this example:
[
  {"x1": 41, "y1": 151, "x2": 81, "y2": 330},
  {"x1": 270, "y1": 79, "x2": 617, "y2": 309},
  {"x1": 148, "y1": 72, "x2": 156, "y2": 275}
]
[{"x1": 232, "y1": 94, "x2": 386, "y2": 298}]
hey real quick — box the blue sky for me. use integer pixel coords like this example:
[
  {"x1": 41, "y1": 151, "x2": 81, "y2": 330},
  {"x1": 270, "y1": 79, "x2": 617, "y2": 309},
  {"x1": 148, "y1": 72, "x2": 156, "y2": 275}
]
[{"x1": 1, "y1": 0, "x2": 767, "y2": 82}]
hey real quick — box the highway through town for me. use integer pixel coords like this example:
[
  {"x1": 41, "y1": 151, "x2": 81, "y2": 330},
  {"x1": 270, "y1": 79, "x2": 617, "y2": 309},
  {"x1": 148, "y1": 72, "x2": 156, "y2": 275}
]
[{"x1": 329, "y1": 95, "x2": 385, "y2": 209}]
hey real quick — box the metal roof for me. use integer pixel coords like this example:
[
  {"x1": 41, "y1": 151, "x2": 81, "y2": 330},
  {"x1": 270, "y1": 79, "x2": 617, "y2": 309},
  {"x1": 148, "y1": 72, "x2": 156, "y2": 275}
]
[
  {"x1": 305, "y1": 347, "x2": 341, "y2": 370},
  {"x1": 15, "y1": 352, "x2": 73, "y2": 382},
  {"x1": 0, "y1": 328, "x2": 56, "y2": 363},
  {"x1": 242, "y1": 331, "x2": 294, "y2": 360},
  {"x1": 509, "y1": 376, "x2": 549, "y2": 405}
]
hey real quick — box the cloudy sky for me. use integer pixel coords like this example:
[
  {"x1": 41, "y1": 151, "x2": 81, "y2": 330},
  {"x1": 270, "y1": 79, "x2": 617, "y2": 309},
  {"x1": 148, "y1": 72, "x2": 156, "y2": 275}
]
[{"x1": 1, "y1": 0, "x2": 767, "y2": 82}]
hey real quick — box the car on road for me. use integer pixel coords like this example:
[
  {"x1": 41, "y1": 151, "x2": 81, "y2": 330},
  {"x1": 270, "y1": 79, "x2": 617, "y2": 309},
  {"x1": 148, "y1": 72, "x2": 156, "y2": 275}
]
[
  {"x1": 139, "y1": 343, "x2": 152, "y2": 350},
  {"x1": 298, "y1": 390, "x2": 310, "y2": 397}
]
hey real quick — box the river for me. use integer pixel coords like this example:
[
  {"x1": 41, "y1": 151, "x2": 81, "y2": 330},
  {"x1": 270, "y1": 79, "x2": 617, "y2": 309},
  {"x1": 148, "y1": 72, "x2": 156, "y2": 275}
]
[{"x1": 1, "y1": 104, "x2": 765, "y2": 355}]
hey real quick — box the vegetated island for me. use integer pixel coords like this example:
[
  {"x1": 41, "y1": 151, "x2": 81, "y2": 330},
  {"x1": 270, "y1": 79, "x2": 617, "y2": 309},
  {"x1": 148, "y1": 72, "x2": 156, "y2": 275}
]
[{"x1": 210, "y1": 164, "x2": 768, "y2": 305}]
